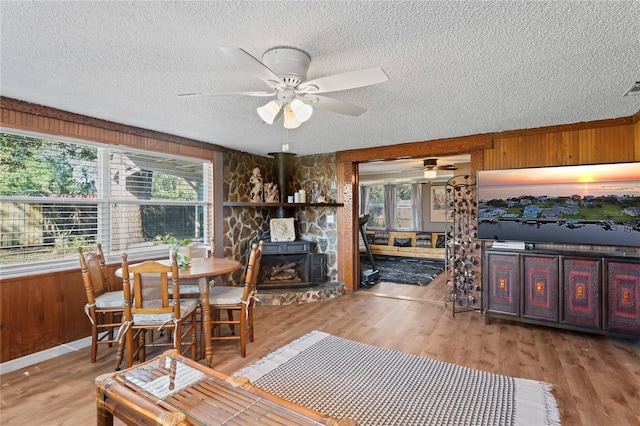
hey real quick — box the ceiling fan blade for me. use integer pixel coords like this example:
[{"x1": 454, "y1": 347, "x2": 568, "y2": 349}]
[
  {"x1": 298, "y1": 68, "x2": 388, "y2": 94},
  {"x1": 178, "y1": 91, "x2": 276, "y2": 98},
  {"x1": 219, "y1": 46, "x2": 285, "y2": 90},
  {"x1": 301, "y1": 94, "x2": 367, "y2": 116}
]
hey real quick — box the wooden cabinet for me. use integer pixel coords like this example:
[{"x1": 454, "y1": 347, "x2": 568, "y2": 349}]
[{"x1": 485, "y1": 249, "x2": 640, "y2": 338}]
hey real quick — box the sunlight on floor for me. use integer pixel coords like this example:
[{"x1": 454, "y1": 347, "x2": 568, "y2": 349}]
[{"x1": 359, "y1": 273, "x2": 447, "y2": 305}]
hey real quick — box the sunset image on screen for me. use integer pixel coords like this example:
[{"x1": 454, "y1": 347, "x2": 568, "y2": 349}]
[
  {"x1": 477, "y1": 162, "x2": 640, "y2": 248},
  {"x1": 481, "y1": 163, "x2": 640, "y2": 196}
]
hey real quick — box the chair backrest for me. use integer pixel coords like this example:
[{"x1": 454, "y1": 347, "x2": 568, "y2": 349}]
[
  {"x1": 243, "y1": 240, "x2": 264, "y2": 301},
  {"x1": 121, "y1": 252, "x2": 182, "y2": 321},
  {"x1": 79, "y1": 244, "x2": 110, "y2": 302}
]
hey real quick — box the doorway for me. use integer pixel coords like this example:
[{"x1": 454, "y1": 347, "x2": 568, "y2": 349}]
[{"x1": 356, "y1": 155, "x2": 470, "y2": 291}]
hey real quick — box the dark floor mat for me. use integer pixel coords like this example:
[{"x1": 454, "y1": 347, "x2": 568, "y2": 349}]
[{"x1": 361, "y1": 255, "x2": 445, "y2": 286}]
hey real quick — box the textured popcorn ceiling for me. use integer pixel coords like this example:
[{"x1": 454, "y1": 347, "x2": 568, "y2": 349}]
[{"x1": 1, "y1": 1, "x2": 639, "y2": 157}]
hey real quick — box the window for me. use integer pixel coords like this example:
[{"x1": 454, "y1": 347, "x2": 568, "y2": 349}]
[
  {"x1": 361, "y1": 183, "x2": 421, "y2": 231},
  {"x1": 366, "y1": 184, "x2": 385, "y2": 229},
  {"x1": 395, "y1": 184, "x2": 412, "y2": 230},
  {"x1": 0, "y1": 131, "x2": 212, "y2": 278}
]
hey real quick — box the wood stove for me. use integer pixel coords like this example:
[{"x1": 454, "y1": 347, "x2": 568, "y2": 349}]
[{"x1": 258, "y1": 241, "x2": 326, "y2": 289}]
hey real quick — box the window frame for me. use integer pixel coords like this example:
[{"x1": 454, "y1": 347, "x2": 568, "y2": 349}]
[
  {"x1": 394, "y1": 183, "x2": 413, "y2": 230},
  {"x1": 0, "y1": 128, "x2": 212, "y2": 279},
  {"x1": 365, "y1": 184, "x2": 386, "y2": 230},
  {"x1": 362, "y1": 182, "x2": 419, "y2": 231}
]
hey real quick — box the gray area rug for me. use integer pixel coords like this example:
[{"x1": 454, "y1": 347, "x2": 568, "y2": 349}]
[
  {"x1": 361, "y1": 255, "x2": 445, "y2": 286},
  {"x1": 234, "y1": 331, "x2": 560, "y2": 426}
]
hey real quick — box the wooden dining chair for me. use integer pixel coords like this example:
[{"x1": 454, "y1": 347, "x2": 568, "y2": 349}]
[
  {"x1": 115, "y1": 252, "x2": 198, "y2": 370},
  {"x1": 203, "y1": 240, "x2": 264, "y2": 358},
  {"x1": 78, "y1": 244, "x2": 125, "y2": 363}
]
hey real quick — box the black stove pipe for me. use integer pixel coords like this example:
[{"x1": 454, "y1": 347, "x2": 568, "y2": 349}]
[{"x1": 268, "y1": 152, "x2": 296, "y2": 218}]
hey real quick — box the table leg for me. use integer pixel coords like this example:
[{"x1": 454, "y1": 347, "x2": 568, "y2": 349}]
[
  {"x1": 96, "y1": 376, "x2": 114, "y2": 426},
  {"x1": 199, "y1": 276, "x2": 213, "y2": 367},
  {"x1": 96, "y1": 401, "x2": 113, "y2": 426}
]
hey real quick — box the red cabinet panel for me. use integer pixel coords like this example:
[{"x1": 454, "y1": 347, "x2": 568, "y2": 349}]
[
  {"x1": 561, "y1": 257, "x2": 601, "y2": 329},
  {"x1": 485, "y1": 252, "x2": 519, "y2": 316},
  {"x1": 605, "y1": 260, "x2": 640, "y2": 334},
  {"x1": 523, "y1": 254, "x2": 558, "y2": 322}
]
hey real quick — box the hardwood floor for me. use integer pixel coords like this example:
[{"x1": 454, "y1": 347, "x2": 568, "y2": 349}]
[{"x1": 2, "y1": 275, "x2": 639, "y2": 425}]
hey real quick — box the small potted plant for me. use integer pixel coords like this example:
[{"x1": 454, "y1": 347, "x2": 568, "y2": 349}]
[{"x1": 166, "y1": 236, "x2": 192, "y2": 269}]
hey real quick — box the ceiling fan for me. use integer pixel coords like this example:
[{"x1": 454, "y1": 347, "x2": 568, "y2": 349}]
[
  {"x1": 179, "y1": 46, "x2": 388, "y2": 129},
  {"x1": 419, "y1": 159, "x2": 458, "y2": 179}
]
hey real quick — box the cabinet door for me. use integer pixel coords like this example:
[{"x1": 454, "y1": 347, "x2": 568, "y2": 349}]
[
  {"x1": 561, "y1": 257, "x2": 601, "y2": 329},
  {"x1": 522, "y1": 254, "x2": 558, "y2": 322},
  {"x1": 309, "y1": 253, "x2": 326, "y2": 284},
  {"x1": 485, "y1": 252, "x2": 520, "y2": 316},
  {"x1": 605, "y1": 260, "x2": 640, "y2": 335}
]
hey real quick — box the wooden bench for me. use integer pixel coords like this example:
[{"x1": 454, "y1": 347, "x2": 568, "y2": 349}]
[{"x1": 360, "y1": 231, "x2": 446, "y2": 260}]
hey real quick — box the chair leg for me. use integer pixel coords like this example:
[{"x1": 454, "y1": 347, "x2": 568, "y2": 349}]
[
  {"x1": 190, "y1": 312, "x2": 197, "y2": 360},
  {"x1": 91, "y1": 323, "x2": 99, "y2": 363},
  {"x1": 115, "y1": 335, "x2": 125, "y2": 371},
  {"x1": 227, "y1": 309, "x2": 235, "y2": 335},
  {"x1": 248, "y1": 304, "x2": 255, "y2": 343},
  {"x1": 240, "y1": 309, "x2": 247, "y2": 358},
  {"x1": 138, "y1": 330, "x2": 146, "y2": 363},
  {"x1": 200, "y1": 317, "x2": 206, "y2": 361},
  {"x1": 174, "y1": 324, "x2": 182, "y2": 357},
  {"x1": 123, "y1": 326, "x2": 136, "y2": 370}
]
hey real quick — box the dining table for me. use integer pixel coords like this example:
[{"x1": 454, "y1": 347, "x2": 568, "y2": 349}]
[{"x1": 116, "y1": 257, "x2": 241, "y2": 367}]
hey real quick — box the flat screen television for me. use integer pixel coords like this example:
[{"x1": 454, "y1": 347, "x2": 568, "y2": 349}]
[{"x1": 477, "y1": 162, "x2": 640, "y2": 248}]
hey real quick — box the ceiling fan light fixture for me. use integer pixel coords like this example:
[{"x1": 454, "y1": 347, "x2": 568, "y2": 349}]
[
  {"x1": 283, "y1": 104, "x2": 302, "y2": 129},
  {"x1": 423, "y1": 169, "x2": 437, "y2": 179},
  {"x1": 257, "y1": 100, "x2": 282, "y2": 124},
  {"x1": 290, "y1": 99, "x2": 313, "y2": 122}
]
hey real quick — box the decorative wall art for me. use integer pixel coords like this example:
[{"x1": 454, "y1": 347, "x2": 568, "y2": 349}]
[
  {"x1": 430, "y1": 186, "x2": 448, "y2": 222},
  {"x1": 270, "y1": 218, "x2": 296, "y2": 242}
]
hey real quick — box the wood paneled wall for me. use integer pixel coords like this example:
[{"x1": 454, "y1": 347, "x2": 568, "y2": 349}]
[
  {"x1": 486, "y1": 119, "x2": 638, "y2": 169},
  {"x1": 1, "y1": 97, "x2": 221, "y2": 160},
  {"x1": 0, "y1": 263, "x2": 124, "y2": 361},
  {"x1": 634, "y1": 110, "x2": 640, "y2": 154}
]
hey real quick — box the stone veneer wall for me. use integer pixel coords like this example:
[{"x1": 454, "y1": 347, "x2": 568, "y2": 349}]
[
  {"x1": 221, "y1": 150, "x2": 339, "y2": 284},
  {"x1": 291, "y1": 153, "x2": 339, "y2": 282}
]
